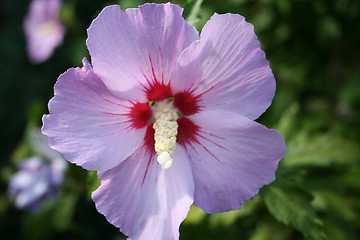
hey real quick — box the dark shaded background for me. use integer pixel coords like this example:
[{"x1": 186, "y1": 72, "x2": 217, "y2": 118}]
[{"x1": 1, "y1": 0, "x2": 359, "y2": 239}]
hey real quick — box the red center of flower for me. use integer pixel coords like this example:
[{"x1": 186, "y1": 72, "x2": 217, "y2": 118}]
[
  {"x1": 129, "y1": 82, "x2": 202, "y2": 152},
  {"x1": 128, "y1": 102, "x2": 152, "y2": 129},
  {"x1": 176, "y1": 117, "x2": 200, "y2": 145},
  {"x1": 145, "y1": 82, "x2": 172, "y2": 102},
  {"x1": 173, "y1": 91, "x2": 201, "y2": 116}
]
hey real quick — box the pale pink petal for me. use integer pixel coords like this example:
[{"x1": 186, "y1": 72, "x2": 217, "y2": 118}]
[
  {"x1": 172, "y1": 13, "x2": 275, "y2": 120},
  {"x1": 24, "y1": 0, "x2": 65, "y2": 64},
  {"x1": 185, "y1": 110, "x2": 286, "y2": 213},
  {"x1": 86, "y1": 3, "x2": 199, "y2": 101},
  {"x1": 42, "y1": 59, "x2": 146, "y2": 171},
  {"x1": 92, "y1": 147, "x2": 194, "y2": 240}
]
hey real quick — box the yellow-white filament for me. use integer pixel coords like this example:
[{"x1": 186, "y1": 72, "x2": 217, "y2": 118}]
[{"x1": 152, "y1": 101, "x2": 178, "y2": 169}]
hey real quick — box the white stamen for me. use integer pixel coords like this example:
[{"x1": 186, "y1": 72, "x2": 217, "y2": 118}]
[
  {"x1": 157, "y1": 152, "x2": 173, "y2": 169},
  {"x1": 152, "y1": 101, "x2": 178, "y2": 169}
]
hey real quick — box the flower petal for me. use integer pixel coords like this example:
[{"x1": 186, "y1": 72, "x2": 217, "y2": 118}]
[
  {"x1": 185, "y1": 110, "x2": 286, "y2": 213},
  {"x1": 42, "y1": 59, "x2": 145, "y2": 171},
  {"x1": 92, "y1": 147, "x2": 194, "y2": 240},
  {"x1": 86, "y1": 3, "x2": 199, "y2": 101},
  {"x1": 172, "y1": 13, "x2": 275, "y2": 120}
]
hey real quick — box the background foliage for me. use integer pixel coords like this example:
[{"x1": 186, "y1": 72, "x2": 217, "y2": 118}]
[{"x1": 1, "y1": 0, "x2": 360, "y2": 239}]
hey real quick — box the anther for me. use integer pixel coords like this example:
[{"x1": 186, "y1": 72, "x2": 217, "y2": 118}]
[{"x1": 152, "y1": 101, "x2": 178, "y2": 169}]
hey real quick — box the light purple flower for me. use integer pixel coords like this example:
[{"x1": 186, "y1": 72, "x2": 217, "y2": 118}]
[
  {"x1": 9, "y1": 130, "x2": 67, "y2": 210},
  {"x1": 24, "y1": 0, "x2": 65, "y2": 64},
  {"x1": 42, "y1": 3, "x2": 286, "y2": 239}
]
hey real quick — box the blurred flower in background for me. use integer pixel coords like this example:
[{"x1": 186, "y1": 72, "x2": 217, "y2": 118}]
[
  {"x1": 24, "y1": 0, "x2": 65, "y2": 64},
  {"x1": 8, "y1": 129, "x2": 67, "y2": 210}
]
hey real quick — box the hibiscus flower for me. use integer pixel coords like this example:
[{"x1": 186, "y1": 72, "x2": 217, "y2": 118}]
[
  {"x1": 42, "y1": 3, "x2": 286, "y2": 239},
  {"x1": 24, "y1": 0, "x2": 65, "y2": 64},
  {"x1": 9, "y1": 129, "x2": 67, "y2": 210}
]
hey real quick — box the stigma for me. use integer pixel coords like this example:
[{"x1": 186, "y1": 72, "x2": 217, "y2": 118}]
[{"x1": 152, "y1": 100, "x2": 178, "y2": 169}]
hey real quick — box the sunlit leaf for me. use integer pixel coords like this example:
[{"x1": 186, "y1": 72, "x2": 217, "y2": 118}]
[
  {"x1": 87, "y1": 170, "x2": 100, "y2": 199},
  {"x1": 183, "y1": 205, "x2": 206, "y2": 225},
  {"x1": 183, "y1": 0, "x2": 203, "y2": 25}
]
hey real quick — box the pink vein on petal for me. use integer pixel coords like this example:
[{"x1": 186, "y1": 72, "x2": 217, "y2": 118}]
[
  {"x1": 99, "y1": 120, "x2": 131, "y2": 127},
  {"x1": 149, "y1": 55, "x2": 159, "y2": 83},
  {"x1": 141, "y1": 152, "x2": 154, "y2": 187}
]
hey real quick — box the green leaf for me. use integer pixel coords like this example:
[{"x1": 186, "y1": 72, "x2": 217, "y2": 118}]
[
  {"x1": 53, "y1": 193, "x2": 79, "y2": 230},
  {"x1": 284, "y1": 132, "x2": 360, "y2": 167},
  {"x1": 208, "y1": 195, "x2": 260, "y2": 228},
  {"x1": 275, "y1": 103, "x2": 299, "y2": 139},
  {"x1": 183, "y1": 0, "x2": 203, "y2": 25},
  {"x1": 312, "y1": 190, "x2": 356, "y2": 222},
  {"x1": 261, "y1": 182, "x2": 327, "y2": 240},
  {"x1": 248, "y1": 220, "x2": 293, "y2": 240},
  {"x1": 183, "y1": 205, "x2": 206, "y2": 225},
  {"x1": 87, "y1": 170, "x2": 100, "y2": 199},
  {"x1": 343, "y1": 165, "x2": 360, "y2": 190}
]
